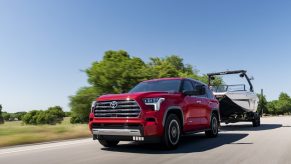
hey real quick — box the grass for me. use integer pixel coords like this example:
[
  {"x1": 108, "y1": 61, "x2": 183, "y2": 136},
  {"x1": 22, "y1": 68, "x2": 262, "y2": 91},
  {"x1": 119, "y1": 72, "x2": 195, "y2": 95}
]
[{"x1": 0, "y1": 117, "x2": 91, "y2": 148}]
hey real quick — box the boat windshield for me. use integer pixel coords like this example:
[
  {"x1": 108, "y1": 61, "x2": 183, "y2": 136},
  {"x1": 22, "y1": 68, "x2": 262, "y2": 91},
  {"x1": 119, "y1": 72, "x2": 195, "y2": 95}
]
[{"x1": 210, "y1": 84, "x2": 246, "y2": 92}]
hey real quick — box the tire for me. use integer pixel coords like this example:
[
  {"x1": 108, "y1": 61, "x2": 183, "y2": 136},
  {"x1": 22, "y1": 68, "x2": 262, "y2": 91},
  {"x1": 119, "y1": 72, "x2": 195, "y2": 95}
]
[
  {"x1": 252, "y1": 115, "x2": 261, "y2": 127},
  {"x1": 98, "y1": 140, "x2": 119, "y2": 147},
  {"x1": 161, "y1": 114, "x2": 181, "y2": 150},
  {"x1": 205, "y1": 114, "x2": 219, "y2": 138}
]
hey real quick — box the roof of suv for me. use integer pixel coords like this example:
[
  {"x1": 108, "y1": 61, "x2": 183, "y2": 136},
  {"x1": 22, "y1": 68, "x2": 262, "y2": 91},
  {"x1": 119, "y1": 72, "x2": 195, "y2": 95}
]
[
  {"x1": 143, "y1": 77, "x2": 185, "y2": 82},
  {"x1": 143, "y1": 77, "x2": 208, "y2": 86}
]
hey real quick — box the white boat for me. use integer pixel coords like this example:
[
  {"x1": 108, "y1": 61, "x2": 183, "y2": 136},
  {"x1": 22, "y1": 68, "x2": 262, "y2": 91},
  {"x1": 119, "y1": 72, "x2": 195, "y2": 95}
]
[
  {"x1": 207, "y1": 70, "x2": 260, "y2": 127},
  {"x1": 211, "y1": 87, "x2": 259, "y2": 113}
]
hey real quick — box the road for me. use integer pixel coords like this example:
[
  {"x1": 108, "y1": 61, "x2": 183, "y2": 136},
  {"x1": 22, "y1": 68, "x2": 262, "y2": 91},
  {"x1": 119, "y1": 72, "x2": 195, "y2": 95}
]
[{"x1": 0, "y1": 116, "x2": 291, "y2": 164}]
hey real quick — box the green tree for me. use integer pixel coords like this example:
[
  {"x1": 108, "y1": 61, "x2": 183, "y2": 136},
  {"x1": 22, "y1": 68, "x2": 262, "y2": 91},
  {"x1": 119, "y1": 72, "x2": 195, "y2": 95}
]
[
  {"x1": 47, "y1": 106, "x2": 65, "y2": 119},
  {"x1": 267, "y1": 101, "x2": 275, "y2": 115},
  {"x1": 70, "y1": 50, "x2": 150, "y2": 123},
  {"x1": 36, "y1": 111, "x2": 46, "y2": 125},
  {"x1": 2, "y1": 112, "x2": 11, "y2": 121},
  {"x1": 22, "y1": 106, "x2": 65, "y2": 125},
  {"x1": 86, "y1": 50, "x2": 150, "y2": 93},
  {"x1": 266, "y1": 93, "x2": 291, "y2": 115},
  {"x1": 277, "y1": 92, "x2": 291, "y2": 114},
  {"x1": 14, "y1": 112, "x2": 27, "y2": 121},
  {"x1": 64, "y1": 112, "x2": 71, "y2": 117},
  {"x1": 148, "y1": 55, "x2": 223, "y2": 84},
  {"x1": 22, "y1": 112, "x2": 33, "y2": 124},
  {"x1": 257, "y1": 94, "x2": 268, "y2": 115},
  {"x1": 148, "y1": 55, "x2": 197, "y2": 79},
  {"x1": 70, "y1": 87, "x2": 98, "y2": 123}
]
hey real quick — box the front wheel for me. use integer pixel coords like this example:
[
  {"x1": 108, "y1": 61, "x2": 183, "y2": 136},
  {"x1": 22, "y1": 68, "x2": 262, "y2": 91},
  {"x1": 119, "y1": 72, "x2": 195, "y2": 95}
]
[
  {"x1": 205, "y1": 114, "x2": 219, "y2": 138},
  {"x1": 98, "y1": 140, "x2": 119, "y2": 147},
  {"x1": 161, "y1": 114, "x2": 181, "y2": 150}
]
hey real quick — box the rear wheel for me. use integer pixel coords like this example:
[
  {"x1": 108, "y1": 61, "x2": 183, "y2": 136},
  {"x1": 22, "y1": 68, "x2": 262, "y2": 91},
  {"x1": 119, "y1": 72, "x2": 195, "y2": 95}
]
[
  {"x1": 98, "y1": 140, "x2": 119, "y2": 147},
  {"x1": 162, "y1": 114, "x2": 181, "y2": 150},
  {"x1": 205, "y1": 114, "x2": 219, "y2": 138}
]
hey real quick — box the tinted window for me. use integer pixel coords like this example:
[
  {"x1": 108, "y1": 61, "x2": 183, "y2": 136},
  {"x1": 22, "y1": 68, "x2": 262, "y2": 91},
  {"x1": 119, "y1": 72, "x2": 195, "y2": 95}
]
[
  {"x1": 129, "y1": 80, "x2": 181, "y2": 93},
  {"x1": 192, "y1": 81, "x2": 207, "y2": 97},
  {"x1": 182, "y1": 80, "x2": 194, "y2": 92}
]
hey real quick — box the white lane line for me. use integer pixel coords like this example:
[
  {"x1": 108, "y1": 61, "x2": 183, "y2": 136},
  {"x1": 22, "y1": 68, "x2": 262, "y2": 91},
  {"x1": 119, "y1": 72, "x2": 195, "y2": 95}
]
[{"x1": 0, "y1": 139, "x2": 92, "y2": 155}]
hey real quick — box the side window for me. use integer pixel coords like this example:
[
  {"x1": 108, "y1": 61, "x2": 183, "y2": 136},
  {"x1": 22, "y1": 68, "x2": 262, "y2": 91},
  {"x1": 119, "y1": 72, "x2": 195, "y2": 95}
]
[
  {"x1": 192, "y1": 81, "x2": 208, "y2": 98},
  {"x1": 182, "y1": 80, "x2": 194, "y2": 92},
  {"x1": 199, "y1": 85, "x2": 208, "y2": 98}
]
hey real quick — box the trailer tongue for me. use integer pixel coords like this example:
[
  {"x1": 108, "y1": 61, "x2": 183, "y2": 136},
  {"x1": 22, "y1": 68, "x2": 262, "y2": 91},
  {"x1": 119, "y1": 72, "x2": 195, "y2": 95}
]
[{"x1": 207, "y1": 70, "x2": 261, "y2": 127}]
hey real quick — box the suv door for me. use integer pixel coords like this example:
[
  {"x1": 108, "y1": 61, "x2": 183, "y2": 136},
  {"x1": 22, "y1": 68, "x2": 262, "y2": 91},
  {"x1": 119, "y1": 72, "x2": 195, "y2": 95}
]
[
  {"x1": 197, "y1": 84, "x2": 219, "y2": 128},
  {"x1": 190, "y1": 81, "x2": 210, "y2": 128},
  {"x1": 182, "y1": 80, "x2": 203, "y2": 131}
]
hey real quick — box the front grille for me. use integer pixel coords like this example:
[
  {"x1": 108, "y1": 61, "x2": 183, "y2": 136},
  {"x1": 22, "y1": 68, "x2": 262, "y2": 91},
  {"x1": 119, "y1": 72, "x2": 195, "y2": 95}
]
[{"x1": 94, "y1": 100, "x2": 141, "y2": 118}]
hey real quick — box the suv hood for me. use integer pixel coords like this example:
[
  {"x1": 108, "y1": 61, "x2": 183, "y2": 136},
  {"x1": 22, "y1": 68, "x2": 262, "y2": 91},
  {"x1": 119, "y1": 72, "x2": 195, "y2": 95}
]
[{"x1": 97, "y1": 91, "x2": 176, "y2": 101}]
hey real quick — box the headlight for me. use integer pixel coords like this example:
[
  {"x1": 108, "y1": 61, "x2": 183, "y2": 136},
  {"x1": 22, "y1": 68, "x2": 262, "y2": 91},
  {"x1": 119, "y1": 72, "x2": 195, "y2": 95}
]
[
  {"x1": 143, "y1": 98, "x2": 165, "y2": 111},
  {"x1": 91, "y1": 101, "x2": 97, "y2": 113}
]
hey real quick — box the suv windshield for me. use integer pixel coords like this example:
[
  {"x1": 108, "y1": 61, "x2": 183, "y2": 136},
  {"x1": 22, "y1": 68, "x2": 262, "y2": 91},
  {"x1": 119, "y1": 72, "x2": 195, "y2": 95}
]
[{"x1": 129, "y1": 80, "x2": 181, "y2": 93}]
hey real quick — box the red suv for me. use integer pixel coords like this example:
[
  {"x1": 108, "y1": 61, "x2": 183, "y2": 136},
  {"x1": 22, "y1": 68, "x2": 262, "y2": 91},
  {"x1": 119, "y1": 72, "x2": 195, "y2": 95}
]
[{"x1": 89, "y1": 78, "x2": 220, "y2": 149}]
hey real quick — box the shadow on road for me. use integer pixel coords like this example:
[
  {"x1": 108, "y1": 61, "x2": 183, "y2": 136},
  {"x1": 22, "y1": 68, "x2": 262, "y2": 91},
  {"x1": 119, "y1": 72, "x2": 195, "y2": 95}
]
[
  {"x1": 101, "y1": 133, "x2": 248, "y2": 154},
  {"x1": 221, "y1": 124, "x2": 282, "y2": 131}
]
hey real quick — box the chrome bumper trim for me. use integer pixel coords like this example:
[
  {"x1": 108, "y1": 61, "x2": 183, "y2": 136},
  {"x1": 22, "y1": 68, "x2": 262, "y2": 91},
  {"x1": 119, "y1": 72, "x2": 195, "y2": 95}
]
[{"x1": 92, "y1": 128, "x2": 142, "y2": 136}]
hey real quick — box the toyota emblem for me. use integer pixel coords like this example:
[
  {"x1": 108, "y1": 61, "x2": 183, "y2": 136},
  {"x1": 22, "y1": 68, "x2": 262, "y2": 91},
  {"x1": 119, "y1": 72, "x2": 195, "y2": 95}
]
[{"x1": 110, "y1": 101, "x2": 118, "y2": 109}]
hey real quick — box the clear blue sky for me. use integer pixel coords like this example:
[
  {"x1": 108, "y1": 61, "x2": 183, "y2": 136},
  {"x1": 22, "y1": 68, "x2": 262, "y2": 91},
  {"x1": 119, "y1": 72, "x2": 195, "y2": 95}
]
[{"x1": 1, "y1": 0, "x2": 291, "y2": 112}]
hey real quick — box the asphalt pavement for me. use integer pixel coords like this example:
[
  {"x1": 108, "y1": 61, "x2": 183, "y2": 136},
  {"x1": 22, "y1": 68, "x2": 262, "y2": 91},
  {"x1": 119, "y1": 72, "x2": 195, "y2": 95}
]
[{"x1": 0, "y1": 116, "x2": 290, "y2": 164}]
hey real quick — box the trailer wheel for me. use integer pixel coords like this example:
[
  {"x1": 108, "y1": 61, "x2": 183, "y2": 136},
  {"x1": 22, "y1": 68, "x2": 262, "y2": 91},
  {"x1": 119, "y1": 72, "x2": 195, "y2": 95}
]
[{"x1": 252, "y1": 114, "x2": 261, "y2": 127}]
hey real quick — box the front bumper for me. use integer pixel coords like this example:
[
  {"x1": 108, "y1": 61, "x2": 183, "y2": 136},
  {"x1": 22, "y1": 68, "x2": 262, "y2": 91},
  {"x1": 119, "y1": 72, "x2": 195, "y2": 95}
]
[
  {"x1": 90, "y1": 122, "x2": 161, "y2": 142},
  {"x1": 89, "y1": 110, "x2": 163, "y2": 136},
  {"x1": 93, "y1": 133, "x2": 160, "y2": 143}
]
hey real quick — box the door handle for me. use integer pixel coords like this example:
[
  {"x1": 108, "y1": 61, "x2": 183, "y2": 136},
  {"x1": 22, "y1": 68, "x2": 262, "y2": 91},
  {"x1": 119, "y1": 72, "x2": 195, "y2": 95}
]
[{"x1": 196, "y1": 100, "x2": 202, "y2": 104}]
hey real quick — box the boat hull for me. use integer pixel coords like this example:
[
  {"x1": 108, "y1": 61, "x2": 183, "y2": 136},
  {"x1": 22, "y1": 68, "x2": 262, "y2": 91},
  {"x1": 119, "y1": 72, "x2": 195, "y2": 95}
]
[{"x1": 213, "y1": 91, "x2": 259, "y2": 120}]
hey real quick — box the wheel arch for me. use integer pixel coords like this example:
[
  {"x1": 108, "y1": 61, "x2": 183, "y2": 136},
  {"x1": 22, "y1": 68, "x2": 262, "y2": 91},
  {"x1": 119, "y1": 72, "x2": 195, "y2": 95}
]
[
  {"x1": 211, "y1": 108, "x2": 221, "y2": 125},
  {"x1": 162, "y1": 106, "x2": 184, "y2": 128}
]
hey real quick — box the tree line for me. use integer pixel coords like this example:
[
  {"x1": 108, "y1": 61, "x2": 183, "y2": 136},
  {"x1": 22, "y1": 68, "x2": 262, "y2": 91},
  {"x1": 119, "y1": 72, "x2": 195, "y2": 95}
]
[
  {"x1": 258, "y1": 92, "x2": 291, "y2": 115},
  {"x1": 0, "y1": 105, "x2": 71, "y2": 125}
]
